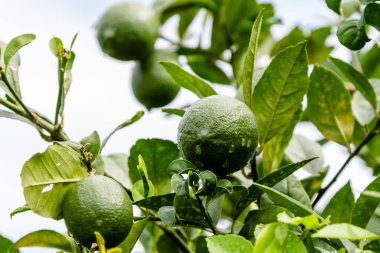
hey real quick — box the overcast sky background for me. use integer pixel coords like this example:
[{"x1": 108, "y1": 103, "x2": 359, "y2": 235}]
[{"x1": 0, "y1": 0, "x2": 374, "y2": 252}]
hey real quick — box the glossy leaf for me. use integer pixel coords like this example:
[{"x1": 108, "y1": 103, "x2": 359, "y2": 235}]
[
  {"x1": 167, "y1": 159, "x2": 196, "y2": 177},
  {"x1": 0, "y1": 235, "x2": 19, "y2": 253},
  {"x1": 239, "y1": 205, "x2": 289, "y2": 240},
  {"x1": 21, "y1": 145, "x2": 88, "y2": 219},
  {"x1": 236, "y1": 158, "x2": 316, "y2": 215},
  {"x1": 4, "y1": 34, "x2": 36, "y2": 69},
  {"x1": 253, "y1": 223, "x2": 308, "y2": 253},
  {"x1": 325, "y1": 0, "x2": 341, "y2": 14},
  {"x1": 312, "y1": 223, "x2": 380, "y2": 240},
  {"x1": 285, "y1": 134, "x2": 324, "y2": 175},
  {"x1": 128, "y1": 139, "x2": 180, "y2": 195},
  {"x1": 262, "y1": 107, "x2": 302, "y2": 175},
  {"x1": 9, "y1": 230, "x2": 75, "y2": 252},
  {"x1": 160, "y1": 62, "x2": 217, "y2": 98},
  {"x1": 101, "y1": 111, "x2": 144, "y2": 151},
  {"x1": 242, "y1": 9, "x2": 264, "y2": 109},
  {"x1": 352, "y1": 176, "x2": 380, "y2": 233},
  {"x1": 321, "y1": 182, "x2": 355, "y2": 223},
  {"x1": 188, "y1": 59, "x2": 230, "y2": 84},
  {"x1": 278, "y1": 212, "x2": 329, "y2": 230},
  {"x1": 364, "y1": 3, "x2": 380, "y2": 31},
  {"x1": 261, "y1": 175, "x2": 312, "y2": 208},
  {"x1": 360, "y1": 43, "x2": 380, "y2": 79},
  {"x1": 331, "y1": 57, "x2": 377, "y2": 110},
  {"x1": 118, "y1": 217, "x2": 149, "y2": 253},
  {"x1": 307, "y1": 66, "x2": 354, "y2": 147},
  {"x1": 158, "y1": 206, "x2": 179, "y2": 226},
  {"x1": 49, "y1": 37, "x2": 64, "y2": 57},
  {"x1": 307, "y1": 27, "x2": 333, "y2": 64},
  {"x1": 253, "y1": 42, "x2": 308, "y2": 144},
  {"x1": 162, "y1": 108, "x2": 185, "y2": 117},
  {"x1": 206, "y1": 235, "x2": 253, "y2": 253},
  {"x1": 133, "y1": 193, "x2": 175, "y2": 211},
  {"x1": 102, "y1": 154, "x2": 130, "y2": 188},
  {"x1": 253, "y1": 182, "x2": 322, "y2": 219}
]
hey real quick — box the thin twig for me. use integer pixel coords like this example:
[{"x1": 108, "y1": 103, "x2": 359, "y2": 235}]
[
  {"x1": 312, "y1": 119, "x2": 380, "y2": 207},
  {"x1": 195, "y1": 194, "x2": 218, "y2": 235}
]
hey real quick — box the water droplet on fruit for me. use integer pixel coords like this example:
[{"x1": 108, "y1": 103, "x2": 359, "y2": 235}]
[
  {"x1": 56, "y1": 163, "x2": 61, "y2": 167},
  {"x1": 229, "y1": 145, "x2": 235, "y2": 153},
  {"x1": 199, "y1": 129, "x2": 209, "y2": 137},
  {"x1": 195, "y1": 145, "x2": 202, "y2": 154},
  {"x1": 241, "y1": 138, "x2": 247, "y2": 147},
  {"x1": 96, "y1": 219, "x2": 103, "y2": 227}
]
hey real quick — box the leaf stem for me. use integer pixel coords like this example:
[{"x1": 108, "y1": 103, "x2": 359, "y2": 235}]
[
  {"x1": 54, "y1": 54, "x2": 68, "y2": 126},
  {"x1": 156, "y1": 223, "x2": 191, "y2": 253},
  {"x1": 195, "y1": 193, "x2": 218, "y2": 235},
  {"x1": 312, "y1": 119, "x2": 380, "y2": 207}
]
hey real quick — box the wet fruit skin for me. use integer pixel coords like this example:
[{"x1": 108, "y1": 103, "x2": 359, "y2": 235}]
[
  {"x1": 96, "y1": 3, "x2": 159, "y2": 61},
  {"x1": 62, "y1": 175, "x2": 133, "y2": 248},
  {"x1": 132, "y1": 51, "x2": 180, "y2": 110},
  {"x1": 177, "y1": 95, "x2": 259, "y2": 176}
]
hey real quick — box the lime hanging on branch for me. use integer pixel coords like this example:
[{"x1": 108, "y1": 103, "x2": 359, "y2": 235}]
[
  {"x1": 62, "y1": 175, "x2": 133, "y2": 248},
  {"x1": 96, "y1": 3, "x2": 159, "y2": 61},
  {"x1": 177, "y1": 95, "x2": 259, "y2": 176}
]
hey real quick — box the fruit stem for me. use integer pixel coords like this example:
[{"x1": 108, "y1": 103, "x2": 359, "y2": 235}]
[
  {"x1": 312, "y1": 118, "x2": 380, "y2": 208},
  {"x1": 195, "y1": 193, "x2": 219, "y2": 235},
  {"x1": 156, "y1": 223, "x2": 191, "y2": 253}
]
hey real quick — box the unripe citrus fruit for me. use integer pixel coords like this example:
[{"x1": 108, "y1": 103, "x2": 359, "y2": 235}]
[
  {"x1": 62, "y1": 175, "x2": 133, "y2": 248},
  {"x1": 132, "y1": 51, "x2": 180, "y2": 110},
  {"x1": 96, "y1": 3, "x2": 159, "y2": 61},
  {"x1": 177, "y1": 95, "x2": 258, "y2": 176}
]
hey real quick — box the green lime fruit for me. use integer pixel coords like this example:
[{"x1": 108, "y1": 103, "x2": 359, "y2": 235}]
[
  {"x1": 132, "y1": 51, "x2": 180, "y2": 110},
  {"x1": 177, "y1": 95, "x2": 259, "y2": 176},
  {"x1": 97, "y1": 3, "x2": 159, "y2": 61},
  {"x1": 62, "y1": 175, "x2": 133, "y2": 248}
]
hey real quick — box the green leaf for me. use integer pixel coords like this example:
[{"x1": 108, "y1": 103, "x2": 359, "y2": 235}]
[
  {"x1": 236, "y1": 158, "x2": 317, "y2": 216},
  {"x1": 118, "y1": 217, "x2": 149, "y2": 253},
  {"x1": 253, "y1": 42, "x2": 309, "y2": 144},
  {"x1": 278, "y1": 212, "x2": 329, "y2": 230},
  {"x1": 134, "y1": 193, "x2": 175, "y2": 211},
  {"x1": 301, "y1": 168, "x2": 328, "y2": 198},
  {"x1": 158, "y1": 206, "x2": 179, "y2": 226},
  {"x1": 239, "y1": 205, "x2": 289, "y2": 240},
  {"x1": 0, "y1": 235, "x2": 19, "y2": 253},
  {"x1": 270, "y1": 27, "x2": 306, "y2": 57},
  {"x1": 285, "y1": 134, "x2": 324, "y2": 175},
  {"x1": 360, "y1": 43, "x2": 380, "y2": 79},
  {"x1": 159, "y1": 0, "x2": 218, "y2": 18},
  {"x1": 21, "y1": 145, "x2": 88, "y2": 219},
  {"x1": 9, "y1": 230, "x2": 75, "y2": 252},
  {"x1": 364, "y1": 3, "x2": 380, "y2": 31},
  {"x1": 206, "y1": 235, "x2": 253, "y2": 253},
  {"x1": 102, "y1": 154, "x2": 130, "y2": 188},
  {"x1": 261, "y1": 175, "x2": 312, "y2": 208},
  {"x1": 331, "y1": 57, "x2": 377, "y2": 110},
  {"x1": 321, "y1": 182, "x2": 355, "y2": 223},
  {"x1": 10, "y1": 205, "x2": 31, "y2": 219},
  {"x1": 262, "y1": 107, "x2": 302, "y2": 175},
  {"x1": 101, "y1": 111, "x2": 144, "y2": 151},
  {"x1": 242, "y1": 9, "x2": 264, "y2": 109},
  {"x1": 307, "y1": 66, "x2": 355, "y2": 147},
  {"x1": 128, "y1": 139, "x2": 180, "y2": 195},
  {"x1": 307, "y1": 27, "x2": 333, "y2": 64},
  {"x1": 162, "y1": 108, "x2": 185, "y2": 117},
  {"x1": 160, "y1": 61, "x2": 217, "y2": 98},
  {"x1": 253, "y1": 223, "x2": 308, "y2": 253},
  {"x1": 49, "y1": 37, "x2": 64, "y2": 57},
  {"x1": 0, "y1": 109, "x2": 33, "y2": 126},
  {"x1": 167, "y1": 159, "x2": 196, "y2": 177},
  {"x1": 325, "y1": 0, "x2": 341, "y2": 14},
  {"x1": 4, "y1": 34, "x2": 36, "y2": 69},
  {"x1": 80, "y1": 131, "x2": 101, "y2": 162},
  {"x1": 312, "y1": 223, "x2": 380, "y2": 240},
  {"x1": 188, "y1": 58, "x2": 230, "y2": 84},
  {"x1": 352, "y1": 90, "x2": 376, "y2": 125},
  {"x1": 352, "y1": 175, "x2": 380, "y2": 233},
  {"x1": 178, "y1": 8, "x2": 199, "y2": 39},
  {"x1": 131, "y1": 179, "x2": 155, "y2": 201},
  {"x1": 253, "y1": 182, "x2": 322, "y2": 219}
]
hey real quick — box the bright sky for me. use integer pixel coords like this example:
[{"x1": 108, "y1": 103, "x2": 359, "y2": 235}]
[{"x1": 0, "y1": 0, "x2": 373, "y2": 252}]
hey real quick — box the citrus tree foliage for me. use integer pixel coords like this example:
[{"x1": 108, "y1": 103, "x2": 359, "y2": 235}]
[{"x1": 1, "y1": 0, "x2": 380, "y2": 253}]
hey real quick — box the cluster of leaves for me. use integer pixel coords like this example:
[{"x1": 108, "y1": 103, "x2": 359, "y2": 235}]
[
  {"x1": 325, "y1": 0, "x2": 380, "y2": 50},
  {"x1": 1, "y1": 0, "x2": 380, "y2": 253}
]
